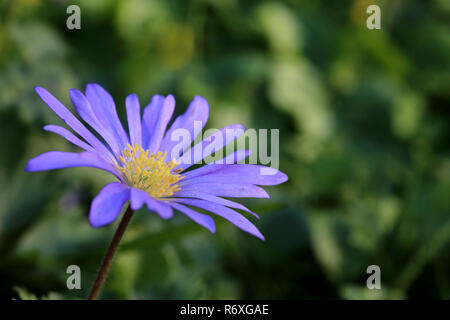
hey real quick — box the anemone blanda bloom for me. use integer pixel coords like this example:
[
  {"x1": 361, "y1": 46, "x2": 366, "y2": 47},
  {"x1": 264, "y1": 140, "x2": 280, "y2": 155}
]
[{"x1": 25, "y1": 84, "x2": 287, "y2": 240}]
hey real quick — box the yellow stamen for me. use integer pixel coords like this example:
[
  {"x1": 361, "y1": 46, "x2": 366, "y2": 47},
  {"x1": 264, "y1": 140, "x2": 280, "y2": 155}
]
[{"x1": 116, "y1": 143, "x2": 184, "y2": 198}]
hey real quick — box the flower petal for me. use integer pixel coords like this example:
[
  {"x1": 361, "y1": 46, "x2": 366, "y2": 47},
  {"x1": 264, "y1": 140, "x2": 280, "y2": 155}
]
[
  {"x1": 181, "y1": 150, "x2": 251, "y2": 179},
  {"x1": 181, "y1": 164, "x2": 288, "y2": 186},
  {"x1": 125, "y1": 93, "x2": 142, "y2": 146},
  {"x1": 173, "y1": 198, "x2": 264, "y2": 240},
  {"x1": 143, "y1": 95, "x2": 175, "y2": 154},
  {"x1": 173, "y1": 183, "x2": 270, "y2": 198},
  {"x1": 221, "y1": 149, "x2": 251, "y2": 164},
  {"x1": 129, "y1": 187, "x2": 148, "y2": 211},
  {"x1": 146, "y1": 197, "x2": 174, "y2": 219},
  {"x1": 177, "y1": 124, "x2": 245, "y2": 171},
  {"x1": 69, "y1": 89, "x2": 121, "y2": 155},
  {"x1": 130, "y1": 188, "x2": 173, "y2": 218},
  {"x1": 172, "y1": 192, "x2": 259, "y2": 218},
  {"x1": 168, "y1": 202, "x2": 215, "y2": 233},
  {"x1": 141, "y1": 95, "x2": 165, "y2": 148},
  {"x1": 43, "y1": 125, "x2": 95, "y2": 153},
  {"x1": 89, "y1": 182, "x2": 130, "y2": 227},
  {"x1": 159, "y1": 95, "x2": 209, "y2": 159},
  {"x1": 34, "y1": 87, "x2": 115, "y2": 162},
  {"x1": 85, "y1": 83, "x2": 129, "y2": 153},
  {"x1": 25, "y1": 151, "x2": 120, "y2": 178}
]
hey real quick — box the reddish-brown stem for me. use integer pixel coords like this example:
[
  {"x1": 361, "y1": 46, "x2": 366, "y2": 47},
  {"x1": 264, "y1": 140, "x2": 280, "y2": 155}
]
[{"x1": 88, "y1": 206, "x2": 134, "y2": 300}]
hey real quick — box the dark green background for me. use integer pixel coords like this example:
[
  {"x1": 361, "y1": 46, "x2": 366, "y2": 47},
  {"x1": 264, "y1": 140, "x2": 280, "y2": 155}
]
[{"x1": 0, "y1": 0, "x2": 449, "y2": 299}]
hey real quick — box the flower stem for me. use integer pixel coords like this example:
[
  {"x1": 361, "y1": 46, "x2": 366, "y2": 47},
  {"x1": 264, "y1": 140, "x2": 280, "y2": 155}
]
[{"x1": 88, "y1": 206, "x2": 134, "y2": 300}]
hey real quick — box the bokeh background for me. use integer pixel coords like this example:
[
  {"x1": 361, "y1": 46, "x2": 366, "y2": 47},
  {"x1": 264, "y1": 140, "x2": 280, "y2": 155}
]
[{"x1": 0, "y1": 0, "x2": 449, "y2": 300}]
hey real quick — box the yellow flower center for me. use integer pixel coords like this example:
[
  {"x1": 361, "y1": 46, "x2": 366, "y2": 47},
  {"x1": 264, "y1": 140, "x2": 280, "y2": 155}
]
[{"x1": 116, "y1": 143, "x2": 184, "y2": 198}]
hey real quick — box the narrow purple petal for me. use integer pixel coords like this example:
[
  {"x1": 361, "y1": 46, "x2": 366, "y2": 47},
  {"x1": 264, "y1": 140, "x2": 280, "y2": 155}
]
[
  {"x1": 177, "y1": 124, "x2": 246, "y2": 171},
  {"x1": 173, "y1": 198, "x2": 264, "y2": 240},
  {"x1": 181, "y1": 150, "x2": 251, "y2": 179},
  {"x1": 25, "y1": 151, "x2": 120, "y2": 179},
  {"x1": 89, "y1": 182, "x2": 130, "y2": 227},
  {"x1": 146, "y1": 95, "x2": 175, "y2": 154},
  {"x1": 141, "y1": 95, "x2": 165, "y2": 148},
  {"x1": 34, "y1": 87, "x2": 115, "y2": 162},
  {"x1": 69, "y1": 89, "x2": 121, "y2": 155},
  {"x1": 172, "y1": 192, "x2": 259, "y2": 218},
  {"x1": 129, "y1": 187, "x2": 148, "y2": 211},
  {"x1": 168, "y1": 202, "x2": 216, "y2": 233},
  {"x1": 181, "y1": 164, "x2": 288, "y2": 186},
  {"x1": 221, "y1": 149, "x2": 251, "y2": 164},
  {"x1": 159, "y1": 95, "x2": 209, "y2": 160},
  {"x1": 130, "y1": 188, "x2": 174, "y2": 218},
  {"x1": 125, "y1": 93, "x2": 142, "y2": 146},
  {"x1": 43, "y1": 125, "x2": 95, "y2": 153},
  {"x1": 173, "y1": 183, "x2": 270, "y2": 198},
  {"x1": 85, "y1": 83, "x2": 129, "y2": 152},
  {"x1": 146, "y1": 197, "x2": 174, "y2": 219}
]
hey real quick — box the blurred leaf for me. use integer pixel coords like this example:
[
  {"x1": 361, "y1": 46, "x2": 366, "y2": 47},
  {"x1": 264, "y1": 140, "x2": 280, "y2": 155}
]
[
  {"x1": 339, "y1": 285, "x2": 405, "y2": 300},
  {"x1": 12, "y1": 286, "x2": 62, "y2": 300}
]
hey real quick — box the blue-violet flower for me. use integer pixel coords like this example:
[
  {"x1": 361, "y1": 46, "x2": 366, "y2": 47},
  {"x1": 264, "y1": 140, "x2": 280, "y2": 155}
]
[{"x1": 25, "y1": 84, "x2": 288, "y2": 240}]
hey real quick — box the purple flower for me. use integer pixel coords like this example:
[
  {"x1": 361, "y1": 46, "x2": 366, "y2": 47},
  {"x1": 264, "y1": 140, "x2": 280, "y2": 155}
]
[{"x1": 25, "y1": 84, "x2": 288, "y2": 240}]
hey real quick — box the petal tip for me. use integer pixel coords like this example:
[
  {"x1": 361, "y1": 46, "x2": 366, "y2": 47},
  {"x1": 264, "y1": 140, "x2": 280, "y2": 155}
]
[
  {"x1": 193, "y1": 95, "x2": 208, "y2": 104},
  {"x1": 126, "y1": 93, "x2": 138, "y2": 101},
  {"x1": 233, "y1": 123, "x2": 246, "y2": 132},
  {"x1": 86, "y1": 83, "x2": 101, "y2": 89},
  {"x1": 34, "y1": 86, "x2": 47, "y2": 96},
  {"x1": 24, "y1": 161, "x2": 33, "y2": 172},
  {"x1": 88, "y1": 217, "x2": 105, "y2": 228},
  {"x1": 68, "y1": 88, "x2": 82, "y2": 97},
  {"x1": 89, "y1": 220, "x2": 99, "y2": 228},
  {"x1": 88, "y1": 208, "x2": 104, "y2": 228},
  {"x1": 165, "y1": 94, "x2": 176, "y2": 106}
]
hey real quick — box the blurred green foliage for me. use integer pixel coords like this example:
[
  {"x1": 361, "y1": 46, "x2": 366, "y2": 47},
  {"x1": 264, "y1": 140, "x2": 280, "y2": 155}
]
[{"x1": 0, "y1": 0, "x2": 449, "y2": 299}]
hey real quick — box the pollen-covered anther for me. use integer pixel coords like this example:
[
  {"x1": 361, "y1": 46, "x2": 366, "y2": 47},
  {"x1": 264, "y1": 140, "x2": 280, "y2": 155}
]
[{"x1": 117, "y1": 143, "x2": 183, "y2": 198}]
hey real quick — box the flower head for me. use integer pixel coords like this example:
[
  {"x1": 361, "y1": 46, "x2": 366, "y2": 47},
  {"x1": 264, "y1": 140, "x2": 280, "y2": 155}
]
[
  {"x1": 25, "y1": 84, "x2": 288, "y2": 240},
  {"x1": 117, "y1": 143, "x2": 183, "y2": 197}
]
